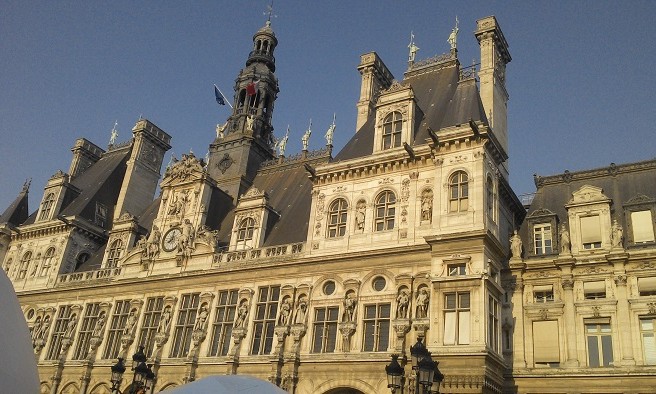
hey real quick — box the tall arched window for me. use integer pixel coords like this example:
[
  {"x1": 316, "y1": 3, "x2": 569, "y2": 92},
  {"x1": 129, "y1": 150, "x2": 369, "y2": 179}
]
[
  {"x1": 382, "y1": 111, "x2": 403, "y2": 149},
  {"x1": 18, "y1": 251, "x2": 32, "y2": 279},
  {"x1": 106, "y1": 240, "x2": 124, "y2": 268},
  {"x1": 39, "y1": 193, "x2": 56, "y2": 220},
  {"x1": 375, "y1": 191, "x2": 396, "y2": 231},
  {"x1": 486, "y1": 176, "x2": 495, "y2": 218},
  {"x1": 449, "y1": 171, "x2": 469, "y2": 212},
  {"x1": 237, "y1": 218, "x2": 256, "y2": 242},
  {"x1": 327, "y1": 199, "x2": 348, "y2": 238},
  {"x1": 41, "y1": 248, "x2": 56, "y2": 276}
]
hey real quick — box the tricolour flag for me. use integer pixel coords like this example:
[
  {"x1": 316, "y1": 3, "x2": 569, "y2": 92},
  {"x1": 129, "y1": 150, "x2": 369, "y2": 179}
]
[{"x1": 214, "y1": 85, "x2": 225, "y2": 106}]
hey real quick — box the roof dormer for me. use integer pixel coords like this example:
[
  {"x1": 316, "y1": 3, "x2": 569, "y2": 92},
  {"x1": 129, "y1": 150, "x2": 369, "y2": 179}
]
[
  {"x1": 373, "y1": 81, "x2": 422, "y2": 153},
  {"x1": 230, "y1": 187, "x2": 278, "y2": 251}
]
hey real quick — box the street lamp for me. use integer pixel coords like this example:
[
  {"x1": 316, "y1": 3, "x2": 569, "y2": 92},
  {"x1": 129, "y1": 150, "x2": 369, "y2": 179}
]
[
  {"x1": 386, "y1": 338, "x2": 444, "y2": 394},
  {"x1": 110, "y1": 346, "x2": 157, "y2": 394}
]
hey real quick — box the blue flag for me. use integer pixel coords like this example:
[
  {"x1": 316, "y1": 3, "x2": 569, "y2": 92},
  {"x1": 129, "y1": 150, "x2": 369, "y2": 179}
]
[{"x1": 214, "y1": 85, "x2": 225, "y2": 106}]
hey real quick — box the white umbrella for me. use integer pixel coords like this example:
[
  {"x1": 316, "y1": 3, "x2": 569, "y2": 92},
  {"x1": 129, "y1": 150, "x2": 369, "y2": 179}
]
[{"x1": 163, "y1": 375, "x2": 287, "y2": 393}]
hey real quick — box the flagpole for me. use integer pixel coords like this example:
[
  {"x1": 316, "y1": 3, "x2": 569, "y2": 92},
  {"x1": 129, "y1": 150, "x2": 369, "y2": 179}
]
[{"x1": 214, "y1": 84, "x2": 233, "y2": 109}]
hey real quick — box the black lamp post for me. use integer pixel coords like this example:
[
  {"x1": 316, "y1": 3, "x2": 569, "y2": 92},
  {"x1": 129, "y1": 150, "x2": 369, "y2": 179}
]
[
  {"x1": 386, "y1": 338, "x2": 444, "y2": 394},
  {"x1": 110, "y1": 346, "x2": 157, "y2": 394}
]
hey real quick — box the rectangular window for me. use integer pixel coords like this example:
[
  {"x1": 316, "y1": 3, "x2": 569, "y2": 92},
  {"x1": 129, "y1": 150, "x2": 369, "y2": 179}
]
[
  {"x1": 95, "y1": 202, "x2": 107, "y2": 227},
  {"x1": 137, "y1": 297, "x2": 164, "y2": 356},
  {"x1": 447, "y1": 263, "x2": 466, "y2": 276},
  {"x1": 580, "y1": 215, "x2": 602, "y2": 249},
  {"x1": 312, "y1": 306, "x2": 339, "y2": 353},
  {"x1": 534, "y1": 285, "x2": 554, "y2": 303},
  {"x1": 638, "y1": 277, "x2": 656, "y2": 297},
  {"x1": 488, "y1": 296, "x2": 500, "y2": 353},
  {"x1": 103, "y1": 300, "x2": 132, "y2": 360},
  {"x1": 73, "y1": 303, "x2": 101, "y2": 360},
  {"x1": 533, "y1": 320, "x2": 560, "y2": 367},
  {"x1": 362, "y1": 303, "x2": 391, "y2": 352},
  {"x1": 170, "y1": 293, "x2": 200, "y2": 358},
  {"x1": 444, "y1": 292, "x2": 470, "y2": 345},
  {"x1": 208, "y1": 289, "x2": 239, "y2": 357},
  {"x1": 251, "y1": 285, "x2": 280, "y2": 355},
  {"x1": 632, "y1": 210, "x2": 655, "y2": 243},
  {"x1": 586, "y1": 320, "x2": 613, "y2": 367},
  {"x1": 534, "y1": 224, "x2": 553, "y2": 255},
  {"x1": 584, "y1": 281, "x2": 606, "y2": 300},
  {"x1": 46, "y1": 306, "x2": 73, "y2": 360},
  {"x1": 640, "y1": 317, "x2": 656, "y2": 365}
]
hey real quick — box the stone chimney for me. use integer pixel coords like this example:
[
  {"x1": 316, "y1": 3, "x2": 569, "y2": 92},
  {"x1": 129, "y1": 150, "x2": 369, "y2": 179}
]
[
  {"x1": 69, "y1": 138, "x2": 104, "y2": 177},
  {"x1": 355, "y1": 52, "x2": 393, "y2": 131},
  {"x1": 475, "y1": 16, "x2": 511, "y2": 156}
]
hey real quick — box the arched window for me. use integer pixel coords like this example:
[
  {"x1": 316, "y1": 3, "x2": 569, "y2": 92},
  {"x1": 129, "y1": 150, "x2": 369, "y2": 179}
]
[
  {"x1": 249, "y1": 90, "x2": 260, "y2": 110},
  {"x1": 238, "y1": 89, "x2": 246, "y2": 108},
  {"x1": 237, "y1": 218, "x2": 256, "y2": 241},
  {"x1": 375, "y1": 191, "x2": 396, "y2": 231},
  {"x1": 486, "y1": 176, "x2": 495, "y2": 218},
  {"x1": 256, "y1": 40, "x2": 262, "y2": 51},
  {"x1": 327, "y1": 199, "x2": 348, "y2": 238},
  {"x1": 263, "y1": 40, "x2": 269, "y2": 53},
  {"x1": 449, "y1": 171, "x2": 469, "y2": 212},
  {"x1": 41, "y1": 248, "x2": 56, "y2": 276},
  {"x1": 106, "y1": 240, "x2": 124, "y2": 268},
  {"x1": 382, "y1": 111, "x2": 403, "y2": 149},
  {"x1": 39, "y1": 193, "x2": 56, "y2": 220},
  {"x1": 18, "y1": 251, "x2": 32, "y2": 279}
]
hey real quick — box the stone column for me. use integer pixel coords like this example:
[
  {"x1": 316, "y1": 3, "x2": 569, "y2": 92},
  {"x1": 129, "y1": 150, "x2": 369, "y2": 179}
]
[
  {"x1": 509, "y1": 277, "x2": 526, "y2": 368},
  {"x1": 561, "y1": 277, "x2": 579, "y2": 367},
  {"x1": 614, "y1": 272, "x2": 636, "y2": 365}
]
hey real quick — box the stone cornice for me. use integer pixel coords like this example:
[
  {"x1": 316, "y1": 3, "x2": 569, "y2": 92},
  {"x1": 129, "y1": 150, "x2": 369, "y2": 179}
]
[{"x1": 534, "y1": 159, "x2": 656, "y2": 188}]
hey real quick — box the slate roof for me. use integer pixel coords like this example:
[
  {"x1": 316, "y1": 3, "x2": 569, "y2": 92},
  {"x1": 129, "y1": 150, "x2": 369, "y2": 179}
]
[
  {"x1": 0, "y1": 184, "x2": 29, "y2": 227},
  {"x1": 335, "y1": 56, "x2": 487, "y2": 162}
]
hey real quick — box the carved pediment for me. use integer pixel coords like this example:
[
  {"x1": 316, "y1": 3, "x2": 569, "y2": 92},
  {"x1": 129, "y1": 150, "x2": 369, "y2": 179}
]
[
  {"x1": 241, "y1": 186, "x2": 266, "y2": 199},
  {"x1": 527, "y1": 207, "x2": 556, "y2": 218},
  {"x1": 568, "y1": 185, "x2": 609, "y2": 205},
  {"x1": 162, "y1": 153, "x2": 206, "y2": 183},
  {"x1": 625, "y1": 194, "x2": 655, "y2": 206}
]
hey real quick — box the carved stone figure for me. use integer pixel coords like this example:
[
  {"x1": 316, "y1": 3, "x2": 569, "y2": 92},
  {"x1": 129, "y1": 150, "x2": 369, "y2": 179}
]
[
  {"x1": 396, "y1": 290, "x2": 410, "y2": 319},
  {"x1": 342, "y1": 293, "x2": 357, "y2": 323},
  {"x1": 325, "y1": 114, "x2": 336, "y2": 146},
  {"x1": 36, "y1": 315, "x2": 51, "y2": 340},
  {"x1": 32, "y1": 316, "x2": 43, "y2": 342},
  {"x1": 611, "y1": 219, "x2": 623, "y2": 249},
  {"x1": 216, "y1": 122, "x2": 227, "y2": 139},
  {"x1": 510, "y1": 230, "x2": 522, "y2": 259},
  {"x1": 246, "y1": 115, "x2": 254, "y2": 132},
  {"x1": 560, "y1": 224, "x2": 571, "y2": 254},
  {"x1": 145, "y1": 225, "x2": 161, "y2": 261},
  {"x1": 278, "y1": 298, "x2": 292, "y2": 326},
  {"x1": 421, "y1": 189, "x2": 433, "y2": 222},
  {"x1": 123, "y1": 309, "x2": 138, "y2": 335},
  {"x1": 64, "y1": 314, "x2": 78, "y2": 338},
  {"x1": 178, "y1": 219, "x2": 195, "y2": 255},
  {"x1": 235, "y1": 301, "x2": 249, "y2": 328},
  {"x1": 415, "y1": 288, "x2": 429, "y2": 319},
  {"x1": 92, "y1": 312, "x2": 106, "y2": 337},
  {"x1": 294, "y1": 296, "x2": 308, "y2": 325},
  {"x1": 157, "y1": 306, "x2": 172, "y2": 334},
  {"x1": 447, "y1": 17, "x2": 459, "y2": 50},
  {"x1": 301, "y1": 124, "x2": 311, "y2": 150},
  {"x1": 355, "y1": 201, "x2": 366, "y2": 231},
  {"x1": 168, "y1": 190, "x2": 189, "y2": 219},
  {"x1": 277, "y1": 131, "x2": 289, "y2": 156},
  {"x1": 194, "y1": 305, "x2": 209, "y2": 331}
]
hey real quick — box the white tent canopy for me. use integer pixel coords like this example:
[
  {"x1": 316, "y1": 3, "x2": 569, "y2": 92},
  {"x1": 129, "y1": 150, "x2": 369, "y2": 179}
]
[{"x1": 163, "y1": 375, "x2": 287, "y2": 393}]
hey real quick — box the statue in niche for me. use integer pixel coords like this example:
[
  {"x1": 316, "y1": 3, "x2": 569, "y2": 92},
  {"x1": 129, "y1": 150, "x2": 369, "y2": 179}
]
[
  {"x1": 611, "y1": 219, "x2": 623, "y2": 249},
  {"x1": 64, "y1": 314, "x2": 78, "y2": 338},
  {"x1": 510, "y1": 230, "x2": 522, "y2": 259},
  {"x1": 396, "y1": 290, "x2": 410, "y2": 319},
  {"x1": 235, "y1": 301, "x2": 249, "y2": 328},
  {"x1": 92, "y1": 312, "x2": 106, "y2": 337},
  {"x1": 194, "y1": 305, "x2": 209, "y2": 331},
  {"x1": 421, "y1": 189, "x2": 433, "y2": 222},
  {"x1": 355, "y1": 200, "x2": 366, "y2": 231},
  {"x1": 32, "y1": 317, "x2": 43, "y2": 342},
  {"x1": 168, "y1": 190, "x2": 189, "y2": 219},
  {"x1": 415, "y1": 288, "x2": 430, "y2": 319},
  {"x1": 278, "y1": 298, "x2": 292, "y2": 326},
  {"x1": 342, "y1": 292, "x2": 357, "y2": 323},
  {"x1": 35, "y1": 315, "x2": 51, "y2": 341},
  {"x1": 123, "y1": 309, "x2": 138, "y2": 335},
  {"x1": 157, "y1": 306, "x2": 172, "y2": 334},
  {"x1": 294, "y1": 296, "x2": 308, "y2": 325},
  {"x1": 145, "y1": 225, "x2": 161, "y2": 261},
  {"x1": 178, "y1": 219, "x2": 195, "y2": 255},
  {"x1": 560, "y1": 224, "x2": 571, "y2": 254}
]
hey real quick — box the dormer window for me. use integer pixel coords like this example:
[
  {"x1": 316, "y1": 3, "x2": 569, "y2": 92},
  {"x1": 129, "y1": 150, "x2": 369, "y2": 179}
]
[
  {"x1": 106, "y1": 239, "x2": 124, "y2": 268},
  {"x1": 375, "y1": 191, "x2": 396, "y2": 231},
  {"x1": 39, "y1": 192, "x2": 56, "y2": 221},
  {"x1": 237, "y1": 217, "x2": 256, "y2": 242},
  {"x1": 534, "y1": 224, "x2": 553, "y2": 255},
  {"x1": 449, "y1": 171, "x2": 469, "y2": 212},
  {"x1": 382, "y1": 111, "x2": 402, "y2": 149},
  {"x1": 327, "y1": 199, "x2": 348, "y2": 238}
]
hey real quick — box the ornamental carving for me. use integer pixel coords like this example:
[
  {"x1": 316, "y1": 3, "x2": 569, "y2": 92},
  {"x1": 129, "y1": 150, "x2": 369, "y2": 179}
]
[
  {"x1": 217, "y1": 153, "x2": 233, "y2": 174},
  {"x1": 379, "y1": 177, "x2": 394, "y2": 185},
  {"x1": 614, "y1": 274, "x2": 627, "y2": 286},
  {"x1": 648, "y1": 303, "x2": 656, "y2": 315},
  {"x1": 401, "y1": 178, "x2": 410, "y2": 202},
  {"x1": 382, "y1": 80, "x2": 410, "y2": 94},
  {"x1": 243, "y1": 186, "x2": 265, "y2": 198},
  {"x1": 235, "y1": 211, "x2": 260, "y2": 227},
  {"x1": 164, "y1": 153, "x2": 205, "y2": 181},
  {"x1": 316, "y1": 193, "x2": 326, "y2": 219},
  {"x1": 561, "y1": 279, "x2": 574, "y2": 290}
]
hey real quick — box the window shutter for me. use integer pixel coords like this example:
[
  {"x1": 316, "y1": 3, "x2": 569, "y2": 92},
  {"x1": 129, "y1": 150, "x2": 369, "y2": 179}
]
[
  {"x1": 638, "y1": 277, "x2": 656, "y2": 293},
  {"x1": 533, "y1": 285, "x2": 553, "y2": 292},
  {"x1": 632, "y1": 211, "x2": 655, "y2": 243},
  {"x1": 459, "y1": 311, "x2": 470, "y2": 344},
  {"x1": 444, "y1": 312, "x2": 456, "y2": 345},
  {"x1": 584, "y1": 281, "x2": 606, "y2": 294},
  {"x1": 533, "y1": 320, "x2": 560, "y2": 363},
  {"x1": 580, "y1": 215, "x2": 601, "y2": 244}
]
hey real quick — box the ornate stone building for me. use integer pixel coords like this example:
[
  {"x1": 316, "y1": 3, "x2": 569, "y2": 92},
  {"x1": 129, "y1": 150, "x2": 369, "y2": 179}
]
[{"x1": 4, "y1": 14, "x2": 653, "y2": 394}]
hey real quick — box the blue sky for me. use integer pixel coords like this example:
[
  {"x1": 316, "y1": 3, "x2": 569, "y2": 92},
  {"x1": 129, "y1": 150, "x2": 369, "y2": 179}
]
[{"x1": 1, "y1": 1, "x2": 655, "y2": 211}]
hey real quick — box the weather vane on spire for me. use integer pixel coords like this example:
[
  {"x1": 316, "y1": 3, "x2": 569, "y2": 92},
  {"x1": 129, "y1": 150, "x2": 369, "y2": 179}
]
[
  {"x1": 264, "y1": 1, "x2": 276, "y2": 23},
  {"x1": 448, "y1": 16, "x2": 459, "y2": 52},
  {"x1": 408, "y1": 31, "x2": 419, "y2": 63},
  {"x1": 109, "y1": 121, "x2": 119, "y2": 145}
]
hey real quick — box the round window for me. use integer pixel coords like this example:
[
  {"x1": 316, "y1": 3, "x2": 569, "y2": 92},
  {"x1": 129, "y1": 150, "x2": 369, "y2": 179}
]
[
  {"x1": 323, "y1": 280, "x2": 336, "y2": 295},
  {"x1": 372, "y1": 276, "x2": 386, "y2": 291},
  {"x1": 26, "y1": 308, "x2": 35, "y2": 320}
]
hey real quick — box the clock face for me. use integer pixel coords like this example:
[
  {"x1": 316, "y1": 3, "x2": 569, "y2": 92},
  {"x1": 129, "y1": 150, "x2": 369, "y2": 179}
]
[{"x1": 163, "y1": 228, "x2": 181, "y2": 252}]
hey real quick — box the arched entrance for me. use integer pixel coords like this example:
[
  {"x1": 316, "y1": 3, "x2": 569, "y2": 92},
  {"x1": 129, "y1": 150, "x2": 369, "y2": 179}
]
[{"x1": 324, "y1": 388, "x2": 366, "y2": 394}]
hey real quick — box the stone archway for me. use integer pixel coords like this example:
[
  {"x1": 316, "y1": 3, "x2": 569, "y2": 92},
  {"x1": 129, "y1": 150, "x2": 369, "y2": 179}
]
[{"x1": 324, "y1": 388, "x2": 366, "y2": 394}]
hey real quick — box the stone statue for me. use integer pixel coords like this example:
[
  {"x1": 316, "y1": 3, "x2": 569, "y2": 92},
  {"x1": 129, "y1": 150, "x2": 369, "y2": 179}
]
[
  {"x1": 278, "y1": 128, "x2": 289, "y2": 156},
  {"x1": 178, "y1": 219, "x2": 195, "y2": 255},
  {"x1": 235, "y1": 301, "x2": 249, "y2": 328},
  {"x1": 342, "y1": 293, "x2": 357, "y2": 323},
  {"x1": 64, "y1": 314, "x2": 78, "y2": 339},
  {"x1": 32, "y1": 317, "x2": 43, "y2": 342},
  {"x1": 325, "y1": 114, "x2": 336, "y2": 146},
  {"x1": 123, "y1": 309, "x2": 138, "y2": 335},
  {"x1": 278, "y1": 298, "x2": 292, "y2": 326},
  {"x1": 93, "y1": 312, "x2": 106, "y2": 337},
  {"x1": 396, "y1": 290, "x2": 410, "y2": 319},
  {"x1": 215, "y1": 122, "x2": 227, "y2": 139},
  {"x1": 157, "y1": 306, "x2": 172, "y2": 334},
  {"x1": 301, "y1": 120, "x2": 312, "y2": 150},
  {"x1": 560, "y1": 224, "x2": 571, "y2": 254},
  {"x1": 145, "y1": 226, "x2": 161, "y2": 261},
  {"x1": 408, "y1": 32, "x2": 419, "y2": 62},
  {"x1": 194, "y1": 305, "x2": 209, "y2": 331},
  {"x1": 510, "y1": 230, "x2": 522, "y2": 259},
  {"x1": 611, "y1": 219, "x2": 623, "y2": 249},
  {"x1": 294, "y1": 296, "x2": 308, "y2": 325},
  {"x1": 447, "y1": 17, "x2": 459, "y2": 50},
  {"x1": 245, "y1": 115, "x2": 254, "y2": 132},
  {"x1": 415, "y1": 288, "x2": 429, "y2": 319},
  {"x1": 355, "y1": 201, "x2": 366, "y2": 231},
  {"x1": 421, "y1": 190, "x2": 433, "y2": 222}
]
